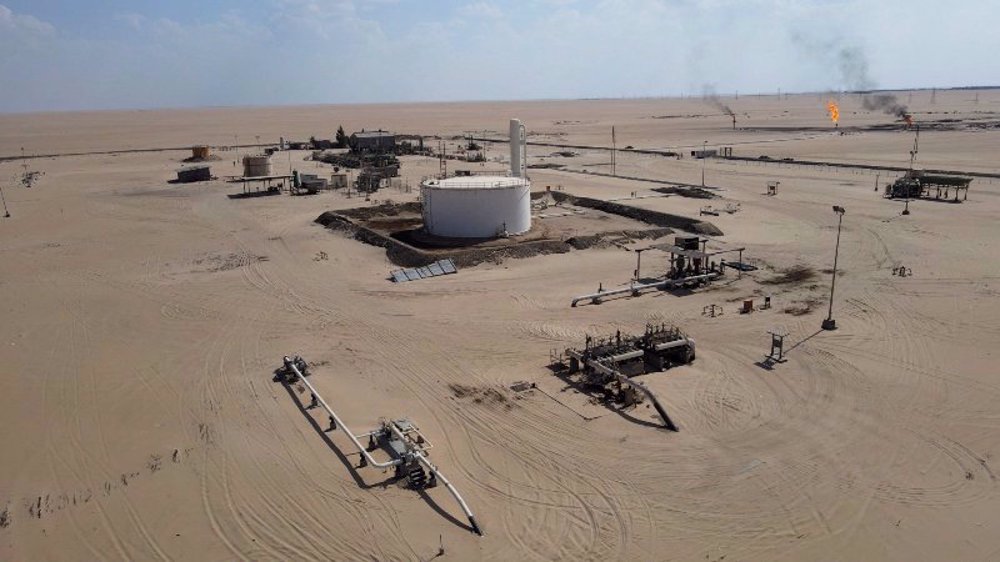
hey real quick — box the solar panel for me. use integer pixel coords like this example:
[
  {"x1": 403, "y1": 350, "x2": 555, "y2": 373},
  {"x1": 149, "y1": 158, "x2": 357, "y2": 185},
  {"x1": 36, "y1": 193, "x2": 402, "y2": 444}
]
[{"x1": 390, "y1": 259, "x2": 459, "y2": 282}]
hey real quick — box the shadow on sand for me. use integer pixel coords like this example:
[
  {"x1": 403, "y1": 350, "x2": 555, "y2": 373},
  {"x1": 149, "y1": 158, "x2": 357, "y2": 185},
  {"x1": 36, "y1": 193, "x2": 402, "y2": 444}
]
[
  {"x1": 278, "y1": 381, "x2": 475, "y2": 533},
  {"x1": 547, "y1": 364, "x2": 669, "y2": 431}
]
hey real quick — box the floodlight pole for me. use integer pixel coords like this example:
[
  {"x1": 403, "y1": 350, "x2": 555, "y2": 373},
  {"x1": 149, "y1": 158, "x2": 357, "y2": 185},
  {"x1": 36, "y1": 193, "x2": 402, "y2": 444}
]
[
  {"x1": 822, "y1": 206, "x2": 845, "y2": 330},
  {"x1": 634, "y1": 248, "x2": 647, "y2": 281}
]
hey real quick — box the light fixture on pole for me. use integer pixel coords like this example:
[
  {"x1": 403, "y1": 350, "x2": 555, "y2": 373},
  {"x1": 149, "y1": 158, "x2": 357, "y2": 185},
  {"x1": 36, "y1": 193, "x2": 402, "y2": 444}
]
[
  {"x1": 634, "y1": 247, "x2": 648, "y2": 281},
  {"x1": 822, "y1": 206, "x2": 846, "y2": 330}
]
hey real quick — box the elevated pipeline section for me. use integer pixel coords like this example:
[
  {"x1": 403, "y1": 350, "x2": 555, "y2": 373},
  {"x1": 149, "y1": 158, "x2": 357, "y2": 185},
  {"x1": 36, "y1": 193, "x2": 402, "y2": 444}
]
[
  {"x1": 276, "y1": 356, "x2": 482, "y2": 535},
  {"x1": 553, "y1": 324, "x2": 695, "y2": 430}
]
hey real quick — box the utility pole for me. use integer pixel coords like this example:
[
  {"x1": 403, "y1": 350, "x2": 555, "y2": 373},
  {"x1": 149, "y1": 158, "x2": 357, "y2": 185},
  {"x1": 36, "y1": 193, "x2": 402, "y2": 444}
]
[
  {"x1": 611, "y1": 126, "x2": 617, "y2": 176},
  {"x1": 0, "y1": 181, "x2": 10, "y2": 217},
  {"x1": 701, "y1": 140, "x2": 707, "y2": 187},
  {"x1": 822, "y1": 206, "x2": 846, "y2": 330}
]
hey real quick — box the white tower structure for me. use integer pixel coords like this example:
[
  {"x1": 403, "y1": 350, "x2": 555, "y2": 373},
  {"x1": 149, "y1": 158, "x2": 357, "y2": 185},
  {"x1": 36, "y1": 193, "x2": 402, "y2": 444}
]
[{"x1": 509, "y1": 118, "x2": 526, "y2": 178}]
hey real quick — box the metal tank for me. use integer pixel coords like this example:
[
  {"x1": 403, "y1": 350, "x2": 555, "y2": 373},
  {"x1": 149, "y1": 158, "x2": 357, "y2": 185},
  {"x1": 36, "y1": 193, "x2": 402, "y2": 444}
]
[
  {"x1": 243, "y1": 155, "x2": 271, "y2": 177},
  {"x1": 421, "y1": 176, "x2": 531, "y2": 238}
]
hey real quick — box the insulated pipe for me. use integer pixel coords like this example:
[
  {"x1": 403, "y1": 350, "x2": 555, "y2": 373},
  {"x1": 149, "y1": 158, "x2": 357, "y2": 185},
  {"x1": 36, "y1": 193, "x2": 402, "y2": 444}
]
[
  {"x1": 653, "y1": 338, "x2": 694, "y2": 352},
  {"x1": 605, "y1": 349, "x2": 645, "y2": 363},
  {"x1": 571, "y1": 273, "x2": 720, "y2": 307},
  {"x1": 283, "y1": 357, "x2": 400, "y2": 469},
  {"x1": 384, "y1": 421, "x2": 483, "y2": 536},
  {"x1": 567, "y1": 351, "x2": 678, "y2": 431},
  {"x1": 284, "y1": 357, "x2": 482, "y2": 535}
]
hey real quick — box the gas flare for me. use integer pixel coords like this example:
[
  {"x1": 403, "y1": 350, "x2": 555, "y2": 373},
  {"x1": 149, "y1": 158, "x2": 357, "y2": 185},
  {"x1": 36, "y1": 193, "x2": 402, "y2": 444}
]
[
  {"x1": 903, "y1": 114, "x2": 914, "y2": 127},
  {"x1": 826, "y1": 100, "x2": 840, "y2": 125}
]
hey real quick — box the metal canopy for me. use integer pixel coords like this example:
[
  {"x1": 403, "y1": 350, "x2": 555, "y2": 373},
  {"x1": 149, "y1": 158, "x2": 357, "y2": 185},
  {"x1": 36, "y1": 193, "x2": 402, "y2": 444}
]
[
  {"x1": 919, "y1": 175, "x2": 972, "y2": 188},
  {"x1": 649, "y1": 243, "x2": 747, "y2": 259}
]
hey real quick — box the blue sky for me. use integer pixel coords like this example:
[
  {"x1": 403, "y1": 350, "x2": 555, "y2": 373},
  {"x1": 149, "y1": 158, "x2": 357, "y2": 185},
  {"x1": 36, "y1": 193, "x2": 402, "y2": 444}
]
[{"x1": 1, "y1": 0, "x2": 997, "y2": 112}]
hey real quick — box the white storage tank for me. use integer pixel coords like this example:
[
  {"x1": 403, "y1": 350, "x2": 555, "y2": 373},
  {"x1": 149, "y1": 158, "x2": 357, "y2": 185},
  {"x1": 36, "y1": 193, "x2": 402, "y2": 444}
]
[
  {"x1": 421, "y1": 176, "x2": 531, "y2": 238},
  {"x1": 243, "y1": 155, "x2": 271, "y2": 177}
]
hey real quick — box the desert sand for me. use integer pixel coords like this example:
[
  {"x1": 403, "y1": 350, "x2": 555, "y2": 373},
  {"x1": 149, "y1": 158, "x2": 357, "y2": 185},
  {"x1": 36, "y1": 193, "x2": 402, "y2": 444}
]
[{"x1": 2, "y1": 90, "x2": 1000, "y2": 561}]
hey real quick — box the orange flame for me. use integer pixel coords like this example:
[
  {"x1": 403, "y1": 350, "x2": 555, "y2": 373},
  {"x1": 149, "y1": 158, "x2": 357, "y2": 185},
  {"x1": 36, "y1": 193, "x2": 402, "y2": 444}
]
[
  {"x1": 903, "y1": 114, "x2": 914, "y2": 127},
  {"x1": 826, "y1": 100, "x2": 840, "y2": 124}
]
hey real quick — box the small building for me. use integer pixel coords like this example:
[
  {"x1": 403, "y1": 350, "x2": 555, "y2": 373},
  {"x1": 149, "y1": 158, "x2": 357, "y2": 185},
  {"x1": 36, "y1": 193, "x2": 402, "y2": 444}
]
[
  {"x1": 331, "y1": 173, "x2": 348, "y2": 188},
  {"x1": 350, "y1": 130, "x2": 396, "y2": 153},
  {"x1": 177, "y1": 165, "x2": 211, "y2": 183}
]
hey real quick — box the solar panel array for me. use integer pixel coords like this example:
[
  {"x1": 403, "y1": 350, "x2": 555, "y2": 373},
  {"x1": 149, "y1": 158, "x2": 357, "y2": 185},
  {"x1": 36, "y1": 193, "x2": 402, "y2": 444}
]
[{"x1": 391, "y1": 259, "x2": 458, "y2": 283}]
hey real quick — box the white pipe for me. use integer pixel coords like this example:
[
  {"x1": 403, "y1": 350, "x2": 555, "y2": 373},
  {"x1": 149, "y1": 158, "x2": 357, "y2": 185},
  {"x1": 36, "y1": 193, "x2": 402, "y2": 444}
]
[
  {"x1": 283, "y1": 357, "x2": 400, "y2": 469},
  {"x1": 384, "y1": 421, "x2": 482, "y2": 535},
  {"x1": 607, "y1": 349, "x2": 645, "y2": 362},
  {"x1": 654, "y1": 338, "x2": 694, "y2": 352},
  {"x1": 571, "y1": 273, "x2": 719, "y2": 307},
  {"x1": 284, "y1": 357, "x2": 482, "y2": 535}
]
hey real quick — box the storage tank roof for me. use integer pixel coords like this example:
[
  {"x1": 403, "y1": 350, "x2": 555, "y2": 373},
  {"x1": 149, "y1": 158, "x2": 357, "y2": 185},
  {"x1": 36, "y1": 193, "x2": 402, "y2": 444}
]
[{"x1": 424, "y1": 176, "x2": 529, "y2": 190}]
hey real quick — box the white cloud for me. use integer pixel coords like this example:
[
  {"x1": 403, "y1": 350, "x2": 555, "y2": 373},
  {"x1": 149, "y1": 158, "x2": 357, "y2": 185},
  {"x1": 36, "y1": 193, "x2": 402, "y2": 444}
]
[
  {"x1": 1, "y1": 0, "x2": 999, "y2": 112},
  {"x1": 0, "y1": 4, "x2": 55, "y2": 35},
  {"x1": 460, "y1": 2, "x2": 503, "y2": 19},
  {"x1": 113, "y1": 13, "x2": 145, "y2": 31}
]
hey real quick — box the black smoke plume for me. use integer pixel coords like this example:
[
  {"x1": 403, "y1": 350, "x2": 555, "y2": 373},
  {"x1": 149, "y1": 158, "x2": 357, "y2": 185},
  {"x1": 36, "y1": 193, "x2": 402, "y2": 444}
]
[
  {"x1": 702, "y1": 86, "x2": 735, "y2": 116},
  {"x1": 837, "y1": 45, "x2": 909, "y2": 119}
]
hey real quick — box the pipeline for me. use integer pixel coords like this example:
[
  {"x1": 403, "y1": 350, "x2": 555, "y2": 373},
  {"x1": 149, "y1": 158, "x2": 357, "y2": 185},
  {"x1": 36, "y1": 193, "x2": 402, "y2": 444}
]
[
  {"x1": 571, "y1": 272, "x2": 720, "y2": 307},
  {"x1": 282, "y1": 356, "x2": 483, "y2": 535},
  {"x1": 284, "y1": 356, "x2": 399, "y2": 469},
  {"x1": 654, "y1": 338, "x2": 694, "y2": 352},
  {"x1": 565, "y1": 350, "x2": 679, "y2": 431},
  {"x1": 380, "y1": 416, "x2": 482, "y2": 535}
]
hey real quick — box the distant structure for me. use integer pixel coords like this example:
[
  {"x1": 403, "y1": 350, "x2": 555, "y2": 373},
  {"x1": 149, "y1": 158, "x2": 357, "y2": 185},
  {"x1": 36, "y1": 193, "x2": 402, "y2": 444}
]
[
  {"x1": 420, "y1": 119, "x2": 531, "y2": 238},
  {"x1": 176, "y1": 165, "x2": 211, "y2": 183},
  {"x1": 509, "y1": 118, "x2": 526, "y2": 178},
  {"x1": 885, "y1": 170, "x2": 971, "y2": 202},
  {"x1": 243, "y1": 154, "x2": 271, "y2": 178},
  {"x1": 351, "y1": 130, "x2": 396, "y2": 154},
  {"x1": 191, "y1": 145, "x2": 211, "y2": 160},
  {"x1": 331, "y1": 172, "x2": 348, "y2": 189}
]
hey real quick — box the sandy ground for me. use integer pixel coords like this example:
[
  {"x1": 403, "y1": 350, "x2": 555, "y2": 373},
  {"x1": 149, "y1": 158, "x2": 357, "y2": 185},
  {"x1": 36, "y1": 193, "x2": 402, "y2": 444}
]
[{"x1": 2, "y1": 92, "x2": 1000, "y2": 561}]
